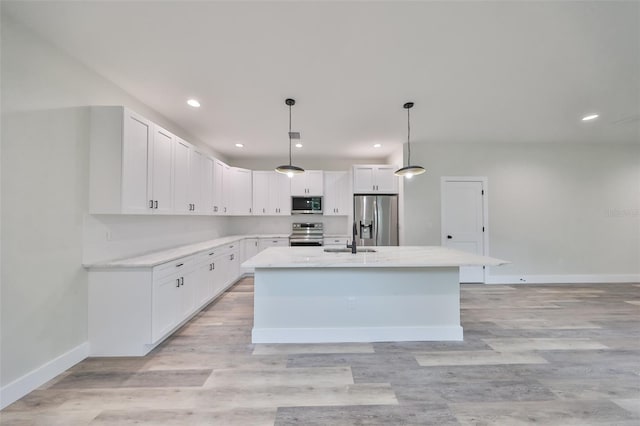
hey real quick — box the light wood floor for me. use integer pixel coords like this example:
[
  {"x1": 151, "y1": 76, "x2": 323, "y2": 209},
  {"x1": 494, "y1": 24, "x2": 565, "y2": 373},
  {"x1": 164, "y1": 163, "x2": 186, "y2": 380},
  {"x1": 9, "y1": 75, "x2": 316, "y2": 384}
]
[{"x1": 2, "y1": 279, "x2": 639, "y2": 425}]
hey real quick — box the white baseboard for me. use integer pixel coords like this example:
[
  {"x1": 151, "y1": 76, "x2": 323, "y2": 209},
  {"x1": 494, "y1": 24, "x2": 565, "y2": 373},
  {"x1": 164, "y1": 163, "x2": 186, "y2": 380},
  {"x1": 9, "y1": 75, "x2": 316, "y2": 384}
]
[
  {"x1": 486, "y1": 274, "x2": 640, "y2": 285},
  {"x1": 0, "y1": 341, "x2": 89, "y2": 409},
  {"x1": 252, "y1": 326, "x2": 464, "y2": 343}
]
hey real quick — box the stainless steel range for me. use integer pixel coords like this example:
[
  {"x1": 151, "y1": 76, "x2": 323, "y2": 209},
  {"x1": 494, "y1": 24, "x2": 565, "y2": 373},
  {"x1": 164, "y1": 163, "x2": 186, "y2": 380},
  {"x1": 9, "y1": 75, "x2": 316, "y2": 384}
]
[{"x1": 289, "y1": 222, "x2": 324, "y2": 246}]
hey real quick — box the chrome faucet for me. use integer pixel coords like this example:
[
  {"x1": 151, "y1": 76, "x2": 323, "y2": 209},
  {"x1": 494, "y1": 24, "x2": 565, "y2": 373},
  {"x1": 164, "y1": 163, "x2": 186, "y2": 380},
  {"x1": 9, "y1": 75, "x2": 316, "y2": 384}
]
[{"x1": 346, "y1": 222, "x2": 357, "y2": 254}]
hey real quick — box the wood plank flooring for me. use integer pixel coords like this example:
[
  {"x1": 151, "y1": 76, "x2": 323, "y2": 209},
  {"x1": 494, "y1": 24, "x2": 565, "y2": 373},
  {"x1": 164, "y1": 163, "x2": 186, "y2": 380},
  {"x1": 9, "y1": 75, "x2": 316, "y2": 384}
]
[{"x1": 2, "y1": 279, "x2": 639, "y2": 425}]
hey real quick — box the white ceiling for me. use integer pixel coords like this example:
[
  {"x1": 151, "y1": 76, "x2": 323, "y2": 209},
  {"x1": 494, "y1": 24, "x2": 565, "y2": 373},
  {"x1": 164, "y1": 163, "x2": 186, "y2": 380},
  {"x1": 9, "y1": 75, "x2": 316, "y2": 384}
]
[{"x1": 4, "y1": 1, "x2": 639, "y2": 161}]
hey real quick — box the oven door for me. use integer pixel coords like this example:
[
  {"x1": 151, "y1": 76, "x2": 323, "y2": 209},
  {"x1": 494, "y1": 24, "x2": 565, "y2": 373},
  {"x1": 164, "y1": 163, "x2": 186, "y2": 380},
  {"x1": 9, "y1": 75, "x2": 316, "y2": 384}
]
[{"x1": 289, "y1": 239, "x2": 324, "y2": 247}]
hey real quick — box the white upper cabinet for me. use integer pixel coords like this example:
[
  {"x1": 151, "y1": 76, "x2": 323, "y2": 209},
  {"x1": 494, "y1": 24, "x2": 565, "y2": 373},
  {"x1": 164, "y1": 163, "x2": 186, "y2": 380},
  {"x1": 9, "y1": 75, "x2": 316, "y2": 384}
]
[
  {"x1": 150, "y1": 126, "x2": 175, "y2": 214},
  {"x1": 170, "y1": 138, "x2": 210, "y2": 215},
  {"x1": 272, "y1": 172, "x2": 292, "y2": 215},
  {"x1": 324, "y1": 171, "x2": 351, "y2": 216},
  {"x1": 188, "y1": 150, "x2": 207, "y2": 214},
  {"x1": 252, "y1": 171, "x2": 270, "y2": 215},
  {"x1": 173, "y1": 137, "x2": 191, "y2": 214},
  {"x1": 90, "y1": 106, "x2": 175, "y2": 214},
  {"x1": 253, "y1": 171, "x2": 291, "y2": 215},
  {"x1": 212, "y1": 159, "x2": 229, "y2": 215},
  {"x1": 352, "y1": 165, "x2": 398, "y2": 194},
  {"x1": 230, "y1": 167, "x2": 253, "y2": 215},
  {"x1": 200, "y1": 155, "x2": 214, "y2": 215},
  {"x1": 290, "y1": 170, "x2": 324, "y2": 196}
]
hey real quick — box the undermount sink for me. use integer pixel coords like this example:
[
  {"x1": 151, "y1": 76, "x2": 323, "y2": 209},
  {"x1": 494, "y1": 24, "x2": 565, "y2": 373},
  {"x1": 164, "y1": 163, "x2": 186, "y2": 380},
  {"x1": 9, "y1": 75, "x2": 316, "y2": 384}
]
[{"x1": 323, "y1": 248, "x2": 377, "y2": 253}]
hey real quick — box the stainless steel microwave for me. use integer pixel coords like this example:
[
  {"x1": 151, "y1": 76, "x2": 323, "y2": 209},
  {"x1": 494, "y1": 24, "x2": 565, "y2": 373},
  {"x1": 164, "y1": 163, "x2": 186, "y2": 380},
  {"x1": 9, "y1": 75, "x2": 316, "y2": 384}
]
[{"x1": 291, "y1": 196, "x2": 323, "y2": 214}]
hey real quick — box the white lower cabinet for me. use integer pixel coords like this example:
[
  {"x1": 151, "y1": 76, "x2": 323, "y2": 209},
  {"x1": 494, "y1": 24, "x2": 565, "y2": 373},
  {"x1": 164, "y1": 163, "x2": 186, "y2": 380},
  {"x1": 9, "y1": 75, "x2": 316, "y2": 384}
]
[
  {"x1": 89, "y1": 241, "x2": 244, "y2": 356},
  {"x1": 241, "y1": 238, "x2": 260, "y2": 273},
  {"x1": 258, "y1": 237, "x2": 289, "y2": 251},
  {"x1": 323, "y1": 237, "x2": 350, "y2": 247}
]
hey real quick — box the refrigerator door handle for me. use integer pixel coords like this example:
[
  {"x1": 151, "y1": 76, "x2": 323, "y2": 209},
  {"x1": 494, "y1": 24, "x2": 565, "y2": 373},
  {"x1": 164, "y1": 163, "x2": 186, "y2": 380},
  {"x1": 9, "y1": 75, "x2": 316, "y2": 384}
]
[{"x1": 374, "y1": 197, "x2": 379, "y2": 245}]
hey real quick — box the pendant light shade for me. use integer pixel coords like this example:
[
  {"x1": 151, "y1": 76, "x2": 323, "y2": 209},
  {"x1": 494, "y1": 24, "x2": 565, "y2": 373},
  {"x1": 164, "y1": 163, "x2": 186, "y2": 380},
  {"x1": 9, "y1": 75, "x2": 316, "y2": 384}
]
[
  {"x1": 276, "y1": 98, "x2": 305, "y2": 177},
  {"x1": 394, "y1": 102, "x2": 425, "y2": 178}
]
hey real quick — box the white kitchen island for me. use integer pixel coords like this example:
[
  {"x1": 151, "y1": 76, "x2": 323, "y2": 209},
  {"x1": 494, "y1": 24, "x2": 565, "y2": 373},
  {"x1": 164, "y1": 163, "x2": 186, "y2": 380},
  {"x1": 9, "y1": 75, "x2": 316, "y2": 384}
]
[{"x1": 242, "y1": 246, "x2": 507, "y2": 343}]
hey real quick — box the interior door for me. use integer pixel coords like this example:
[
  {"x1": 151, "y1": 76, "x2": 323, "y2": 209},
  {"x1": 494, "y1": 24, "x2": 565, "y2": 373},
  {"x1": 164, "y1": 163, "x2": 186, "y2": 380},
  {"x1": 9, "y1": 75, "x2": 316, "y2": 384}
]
[{"x1": 441, "y1": 179, "x2": 486, "y2": 283}]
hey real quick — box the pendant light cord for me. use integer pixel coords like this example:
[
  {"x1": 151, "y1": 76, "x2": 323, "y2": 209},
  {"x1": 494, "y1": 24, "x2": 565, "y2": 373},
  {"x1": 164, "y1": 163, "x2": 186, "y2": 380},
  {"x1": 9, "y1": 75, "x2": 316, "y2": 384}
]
[
  {"x1": 288, "y1": 103, "x2": 292, "y2": 166},
  {"x1": 406, "y1": 106, "x2": 411, "y2": 166}
]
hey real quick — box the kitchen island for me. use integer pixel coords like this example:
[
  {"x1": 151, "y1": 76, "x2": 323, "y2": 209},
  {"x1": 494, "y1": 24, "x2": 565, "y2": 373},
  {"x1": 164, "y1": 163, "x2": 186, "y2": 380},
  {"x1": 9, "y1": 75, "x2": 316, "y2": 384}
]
[{"x1": 242, "y1": 246, "x2": 507, "y2": 343}]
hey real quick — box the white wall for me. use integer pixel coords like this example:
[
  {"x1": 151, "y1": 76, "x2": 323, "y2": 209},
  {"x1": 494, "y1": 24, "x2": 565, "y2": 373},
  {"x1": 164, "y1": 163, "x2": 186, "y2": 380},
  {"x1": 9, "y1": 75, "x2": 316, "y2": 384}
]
[
  {"x1": 231, "y1": 157, "x2": 383, "y2": 172},
  {"x1": 403, "y1": 142, "x2": 640, "y2": 278},
  {"x1": 0, "y1": 14, "x2": 227, "y2": 395}
]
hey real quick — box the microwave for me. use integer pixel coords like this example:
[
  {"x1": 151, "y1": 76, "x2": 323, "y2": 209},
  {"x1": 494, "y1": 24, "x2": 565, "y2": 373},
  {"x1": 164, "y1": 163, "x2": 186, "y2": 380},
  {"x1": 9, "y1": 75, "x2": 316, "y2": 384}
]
[{"x1": 291, "y1": 196, "x2": 323, "y2": 214}]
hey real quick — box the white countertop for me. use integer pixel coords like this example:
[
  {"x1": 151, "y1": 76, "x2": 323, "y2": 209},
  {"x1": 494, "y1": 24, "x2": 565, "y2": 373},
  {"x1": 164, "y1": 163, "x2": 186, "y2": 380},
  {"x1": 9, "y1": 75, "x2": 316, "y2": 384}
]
[
  {"x1": 242, "y1": 246, "x2": 508, "y2": 269},
  {"x1": 84, "y1": 234, "x2": 289, "y2": 269}
]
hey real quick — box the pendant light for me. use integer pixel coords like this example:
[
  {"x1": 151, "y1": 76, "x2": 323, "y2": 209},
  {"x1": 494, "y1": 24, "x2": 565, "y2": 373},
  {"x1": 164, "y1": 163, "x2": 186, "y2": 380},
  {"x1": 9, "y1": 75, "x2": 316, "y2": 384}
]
[
  {"x1": 394, "y1": 101, "x2": 425, "y2": 178},
  {"x1": 275, "y1": 98, "x2": 305, "y2": 177}
]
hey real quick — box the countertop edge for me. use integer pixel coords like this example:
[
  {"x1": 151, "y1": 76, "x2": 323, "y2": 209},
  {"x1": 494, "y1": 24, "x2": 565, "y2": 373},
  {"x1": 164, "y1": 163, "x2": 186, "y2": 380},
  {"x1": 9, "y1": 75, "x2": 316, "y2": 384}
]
[{"x1": 83, "y1": 234, "x2": 289, "y2": 269}]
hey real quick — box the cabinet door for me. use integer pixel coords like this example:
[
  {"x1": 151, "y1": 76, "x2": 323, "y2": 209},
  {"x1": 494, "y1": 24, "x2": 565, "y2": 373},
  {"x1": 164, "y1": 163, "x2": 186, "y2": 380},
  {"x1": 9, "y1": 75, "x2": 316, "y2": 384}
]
[
  {"x1": 305, "y1": 170, "x2": 324, "y2": 196},
  {"x1": 211, "y1": 253, "x2": 227, "y2": 296},
  {"x1": 324, "y1": 171, "x2": 351, "y2": 216},
  {"x1": 221, "y1": 163, "x2": 233, "y2": 214},
  {"x1": 150, "y1": 126, "x2": 174, "y2": 214},
  {"x1": 323, "y1": 172, "x2": 340, "y2": 215},
  {"x1": 121, "y1": 111, "x2": 153, "y2": 214},
  {"x1": 274, "y1": 172, "x2": 292, "y2": 215},
  {"x1": 212, "y1": 159, "x2": 225, "y2": 214},
  {"x1": 289, "y1": 173, "x2": 306, "y2": 196},
  {"x1": 374, "y1": 165, "x2": 399, "y2": 193},
  {"x1": 233, "y1": 168, "x2": 253, "y2": 215},
  {"x1": 353, "y1": 166, "x2": 376, "y2": 193},
  {"x1": 189, "y1": 150, "x2": 204, "y2": 214},
  {"x1": 226, "y1": 249, "x2": 240, "y2": 285},
  {"x1": 252, "y1": 171, "x2": 270, "y2": 215},
  {"x1": 200, "y1": 156, "x2": 214, "y2": 215},
  {"x1": 152, "y1": 274, "x2": 180, "y2": 342},
  {"x1": 290, "y1": 171, "x2": 324, "y2": 195},
  {"x1": 173, "y1": 138, "x2": 191, "y2": 214},
  {"x1": 179, "y1": 269, "x2": 196, "y2": 319}
]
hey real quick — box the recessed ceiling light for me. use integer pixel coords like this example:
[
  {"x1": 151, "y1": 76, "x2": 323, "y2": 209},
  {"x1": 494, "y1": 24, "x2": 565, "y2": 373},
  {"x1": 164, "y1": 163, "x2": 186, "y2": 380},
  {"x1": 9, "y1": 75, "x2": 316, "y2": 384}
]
[
  {"x1": 295, "y1": 143, "x2": 303, "y2": 148},
  {"x1": 582, "y1": 113, "x2": 599, "y2": 121},
  {"x1": 373, "y1": 143, "x2": 382, "y2": 148},
  {"x1": 235, "y1": 143, "x2": 244, "y2": 148},
  {"x1": 187, "y1": 99, "x2": 201, "y2": 108}
]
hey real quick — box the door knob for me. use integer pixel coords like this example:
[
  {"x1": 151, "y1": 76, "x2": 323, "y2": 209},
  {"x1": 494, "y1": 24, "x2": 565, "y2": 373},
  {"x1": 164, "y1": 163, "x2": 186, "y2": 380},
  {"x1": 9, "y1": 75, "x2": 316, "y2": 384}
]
[{"x1": 447, "y1": 235, "x2": 453, "y2": 239}]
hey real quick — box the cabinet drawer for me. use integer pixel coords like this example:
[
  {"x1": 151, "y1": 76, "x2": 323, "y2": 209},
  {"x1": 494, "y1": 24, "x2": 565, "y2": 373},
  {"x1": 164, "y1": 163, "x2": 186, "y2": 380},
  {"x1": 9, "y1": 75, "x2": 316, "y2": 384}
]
[
  {"x1": 323, "y1": 237, "x2": 349, "y2": 246},
  {"x1": 153, "y1": 256, "x2": 195, "y2": 280}
]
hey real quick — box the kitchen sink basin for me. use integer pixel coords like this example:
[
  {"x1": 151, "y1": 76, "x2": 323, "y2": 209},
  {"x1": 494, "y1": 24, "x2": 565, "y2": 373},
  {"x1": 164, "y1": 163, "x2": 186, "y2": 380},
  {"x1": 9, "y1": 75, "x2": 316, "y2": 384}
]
[{"x1": 323, "y1": 248, "x2": 377, "y2": 253}]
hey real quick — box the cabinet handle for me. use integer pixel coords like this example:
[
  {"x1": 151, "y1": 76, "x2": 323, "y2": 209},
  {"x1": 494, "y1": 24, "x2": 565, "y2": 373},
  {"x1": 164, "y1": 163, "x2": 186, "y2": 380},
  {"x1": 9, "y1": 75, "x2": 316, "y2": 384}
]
[
  {"x1": 263, "y1": 208, "x2": 266, "y2": 213},
  {"x1": 154, "y1": 200, "x2": 158, "y2": 209},
  {"x1": 176, "y1": 263, "x2": 183, "y2": 267},
  {"x1": 255, "y1": 241, "x2": 258, "y2": 246},
  {"x1": 209, "y1": 263, "x2": 212, "y2": 271},
  {"x1": 230, "y1": 254, "x2": 234, "y2": 261},
  {"x1": 211, "y1": 262, "x2": 215, "y2": 270},
  {"x1": 176, "y1": 278, "x2": 180, "y2": 288},
  {"x1": 209, "y1": 252, "x2": 215, "y2": 256},
  {"x1": 229, "y1": 245, "x2": 234, "y2": 248},
  {"x1": 149, "y1": 200, "x2": 154, "y2": 208},
  {"x1": 224, "y1": 207, "x2": 227, "y2": 212},
  {"x1": 214, "y1": 206, "x2": 218, "y2": 212},
  {"x1": 180, "y1": 277, "x2": 184, "y2": 286}
]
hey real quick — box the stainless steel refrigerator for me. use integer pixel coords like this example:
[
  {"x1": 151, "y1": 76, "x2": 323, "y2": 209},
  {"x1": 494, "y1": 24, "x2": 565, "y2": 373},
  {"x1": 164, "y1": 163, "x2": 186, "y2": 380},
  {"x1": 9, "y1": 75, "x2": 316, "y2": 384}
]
[{"x1": 353, "y1": 195, "x2": 399, "y2": 246}]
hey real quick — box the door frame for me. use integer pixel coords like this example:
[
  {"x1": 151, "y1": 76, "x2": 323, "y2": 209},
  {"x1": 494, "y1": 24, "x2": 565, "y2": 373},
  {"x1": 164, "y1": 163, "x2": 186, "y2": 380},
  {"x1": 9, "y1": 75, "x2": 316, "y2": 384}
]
[{"x1": 440, "y1": 176, "x2": 490, "y2": 283}]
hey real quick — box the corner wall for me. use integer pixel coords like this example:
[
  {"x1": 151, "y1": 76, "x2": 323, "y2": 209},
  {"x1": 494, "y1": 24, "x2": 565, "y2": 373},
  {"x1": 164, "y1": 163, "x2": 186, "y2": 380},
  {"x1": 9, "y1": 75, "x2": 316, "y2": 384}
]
[
  {"x1": 0, "y1": 14, "x2": 225, "y2": 406},
  {"x1": 403, "y1": 142, "x2": 640, "y2": 280}
]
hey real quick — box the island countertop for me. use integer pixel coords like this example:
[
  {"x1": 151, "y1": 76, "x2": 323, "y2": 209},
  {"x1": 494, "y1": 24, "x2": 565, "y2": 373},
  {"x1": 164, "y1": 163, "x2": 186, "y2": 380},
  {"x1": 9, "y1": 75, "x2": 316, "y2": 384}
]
[{"x1": 242, "y1": 246, "x2": 508, "y2": 269}]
